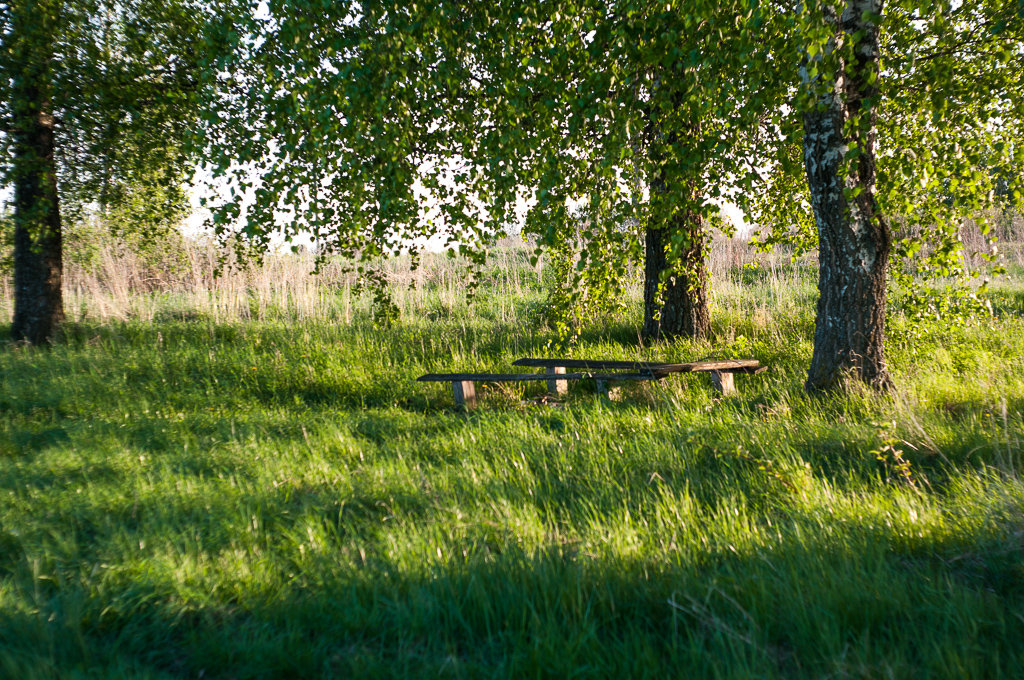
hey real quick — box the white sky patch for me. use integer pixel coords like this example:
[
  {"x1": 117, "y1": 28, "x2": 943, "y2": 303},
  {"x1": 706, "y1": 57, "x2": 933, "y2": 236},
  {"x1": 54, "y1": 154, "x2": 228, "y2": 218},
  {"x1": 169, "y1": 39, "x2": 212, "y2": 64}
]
[
  {"x1": 717, "y1": 202, "x2": 752, "y2": 236},
  {"x1": 185, "y1": 162, "x2": 754, "y2": 252}
]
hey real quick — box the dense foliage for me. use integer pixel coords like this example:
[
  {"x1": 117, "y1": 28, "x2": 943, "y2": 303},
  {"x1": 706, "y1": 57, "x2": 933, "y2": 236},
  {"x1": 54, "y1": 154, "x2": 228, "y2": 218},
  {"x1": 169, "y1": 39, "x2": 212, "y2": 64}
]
[
  {"x1": 750, "y1": 0, "x2": 1024, "y2": 276},
  {"x1": 199, "y1": 2, "x2": 793, "y2": 332},
  {"x1": 0, "y1": 0, "x2": 205, "y2": 232},
  {"x1": 0, "y1": 0, "x2": 211, "y2": 341},
  {"x1": 199, "y1": 0, "x2": 1024, "y2": 387}
]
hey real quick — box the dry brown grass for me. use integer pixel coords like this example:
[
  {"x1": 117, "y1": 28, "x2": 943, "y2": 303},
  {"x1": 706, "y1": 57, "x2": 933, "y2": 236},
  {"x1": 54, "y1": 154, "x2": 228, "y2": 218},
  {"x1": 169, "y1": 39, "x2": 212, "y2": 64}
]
[
  {"x1": 3, "y1": 217, "x2": 1018, "y2": 327},
  {"x1": 0, "y1": 234, "x2": 549, "y2": 325}
]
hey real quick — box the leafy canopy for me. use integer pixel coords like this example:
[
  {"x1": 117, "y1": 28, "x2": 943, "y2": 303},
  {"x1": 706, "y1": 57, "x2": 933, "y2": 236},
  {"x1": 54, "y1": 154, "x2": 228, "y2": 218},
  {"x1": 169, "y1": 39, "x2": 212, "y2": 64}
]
[
  {"x1": 199, "y1": 1, "x2": 792, "y2": 269},
  {"x1": 200, "y1": 0, "x2": 1023, "y2": 320},
  {"x1": 0, "y1": 0, "x2": 210, "y2": 237},
  {"x1": 747, "y1": 1, "x2": 1024, "y2": 283}
]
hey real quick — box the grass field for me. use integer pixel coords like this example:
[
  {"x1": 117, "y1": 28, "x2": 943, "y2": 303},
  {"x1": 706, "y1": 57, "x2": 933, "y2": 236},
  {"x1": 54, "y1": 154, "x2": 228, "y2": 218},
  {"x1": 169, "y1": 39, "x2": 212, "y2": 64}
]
[{"x1": 2, "y1": 242, "x2": 1024, "y2": 678}]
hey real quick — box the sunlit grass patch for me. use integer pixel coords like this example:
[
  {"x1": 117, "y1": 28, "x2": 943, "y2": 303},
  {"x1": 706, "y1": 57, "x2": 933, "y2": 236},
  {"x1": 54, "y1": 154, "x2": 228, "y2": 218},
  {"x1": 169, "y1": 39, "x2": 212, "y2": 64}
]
[{"x1": 2, "y1": 246, "x2": 1024, "y2": 677}]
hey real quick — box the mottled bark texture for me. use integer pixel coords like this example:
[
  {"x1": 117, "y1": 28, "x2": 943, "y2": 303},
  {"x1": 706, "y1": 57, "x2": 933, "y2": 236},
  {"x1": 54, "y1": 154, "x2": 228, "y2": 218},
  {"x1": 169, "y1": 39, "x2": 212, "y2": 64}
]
[
  {"x1": 11, "y1": 107, "x2": 64, "y2": 345},
  {"x1": 642, "y1": 215, "x2": 710, "y2": 341},
  {"x1": 9, "y1": 7, "x2": 64, "y2": 344},
  {"x1": 803, "y1": 0, "x2": 892, "y2": 391}
]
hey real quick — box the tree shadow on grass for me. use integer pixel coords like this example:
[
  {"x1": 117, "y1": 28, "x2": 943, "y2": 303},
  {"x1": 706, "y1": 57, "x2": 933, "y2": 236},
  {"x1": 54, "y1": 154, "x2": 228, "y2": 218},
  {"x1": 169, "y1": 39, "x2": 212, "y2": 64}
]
[
  {"x1": 1, "y1": 426, "x2": 71, "y2": 456},
  {"x1": 5, "y1": 322, "x2": 1023, "y2": 673},
  {"x1": 2, "y1": 494, "x2": 1022, "y2": 679},
  {"x1": 2, "y1": 372, "x2": 1023, "y2": 677}
]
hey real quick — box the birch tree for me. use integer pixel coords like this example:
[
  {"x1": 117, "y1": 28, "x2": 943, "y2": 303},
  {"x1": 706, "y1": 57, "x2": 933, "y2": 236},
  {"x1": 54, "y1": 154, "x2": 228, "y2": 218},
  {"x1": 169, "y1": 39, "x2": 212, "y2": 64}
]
[
  {"x1": 800, "y1": 1, "x2": 894, "y2": 389},
  {"x1": 1, "y1": 0, "x2": 208, "y2": 343},
  {"x1": 753, "y1": 0, "x2": 1024, "y2": 390}
]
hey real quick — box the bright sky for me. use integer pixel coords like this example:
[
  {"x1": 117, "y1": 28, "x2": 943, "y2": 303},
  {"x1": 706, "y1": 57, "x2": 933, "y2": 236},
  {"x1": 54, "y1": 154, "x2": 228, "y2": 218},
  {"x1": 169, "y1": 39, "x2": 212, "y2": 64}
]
[{"x1": 184, "y1": 167, "x2": 754, "y2": 253}]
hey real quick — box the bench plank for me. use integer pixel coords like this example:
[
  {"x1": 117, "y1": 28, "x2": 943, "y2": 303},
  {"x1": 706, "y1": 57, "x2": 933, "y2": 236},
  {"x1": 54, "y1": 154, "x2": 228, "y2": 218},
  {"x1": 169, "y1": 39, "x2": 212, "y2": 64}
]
[
  {"x1": 418, "y1": 372, "x2": 666, "y2": 383},
  {"x1": 513, "y1": 358, "x2": 664, "y2": 371},
  {"x1": 512, "y1": 357, "x2": 763, "y2": 374},
  {"x1": 688, "y1": 360, "x2": 766, "y2": 374},
  {"x1": 420, "y1": 372, "x2": 560, "y2": 382}
]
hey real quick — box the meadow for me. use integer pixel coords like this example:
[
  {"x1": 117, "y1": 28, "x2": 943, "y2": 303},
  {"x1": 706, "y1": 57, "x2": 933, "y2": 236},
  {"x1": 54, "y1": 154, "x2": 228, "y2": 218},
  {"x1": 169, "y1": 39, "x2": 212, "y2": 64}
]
[{"x1": 2, "y1": 233, "x2": 1024, "y2": 678}]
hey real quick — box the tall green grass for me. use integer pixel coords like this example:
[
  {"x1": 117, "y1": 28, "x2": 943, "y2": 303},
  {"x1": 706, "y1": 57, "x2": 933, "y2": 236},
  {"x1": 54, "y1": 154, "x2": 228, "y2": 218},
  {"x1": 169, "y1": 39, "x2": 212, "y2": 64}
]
[{"x1": 2, "y1": 245, "x2": 1023, "y2": 678}]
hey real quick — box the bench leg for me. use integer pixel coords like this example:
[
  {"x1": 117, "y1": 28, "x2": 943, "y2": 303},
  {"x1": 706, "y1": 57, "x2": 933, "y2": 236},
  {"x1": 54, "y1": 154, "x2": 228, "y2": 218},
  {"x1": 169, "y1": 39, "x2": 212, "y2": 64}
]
[
  {"x1": 595, "y1": 378, "x2": 609, "y2": 398},
  {"x1": 546, "y1": 366, "x2": 567, "y2": 395},
  {"x1": 710, "y1": 371, "x2": 735, "y2": 396},
  {"x1": 452, "y1": 381, "x2": 477, "y2": 410}
]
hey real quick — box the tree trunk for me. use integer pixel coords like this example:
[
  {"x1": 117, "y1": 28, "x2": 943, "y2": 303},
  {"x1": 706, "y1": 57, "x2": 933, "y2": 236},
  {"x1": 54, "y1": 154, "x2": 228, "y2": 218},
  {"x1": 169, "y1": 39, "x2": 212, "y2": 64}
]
[
  {"x1": 803, "y1": 0, "x2": 892, "y2": 391},
  {"x1": 8, "y1": 3, "x2": 64, "y2": 345},
  {"x1": 642, "y1": 95, "x2": 710, "y2": 342},
  {"x1": 642, "y1": 214, "x2": 710, "y2": 341}
]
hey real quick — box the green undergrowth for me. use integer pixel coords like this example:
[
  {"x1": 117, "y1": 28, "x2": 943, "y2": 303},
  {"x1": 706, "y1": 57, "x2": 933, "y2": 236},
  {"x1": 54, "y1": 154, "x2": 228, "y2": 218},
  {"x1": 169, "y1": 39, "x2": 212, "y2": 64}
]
[{"x1": 2, "y1": 272, "x2": 1024, "y2": 678}]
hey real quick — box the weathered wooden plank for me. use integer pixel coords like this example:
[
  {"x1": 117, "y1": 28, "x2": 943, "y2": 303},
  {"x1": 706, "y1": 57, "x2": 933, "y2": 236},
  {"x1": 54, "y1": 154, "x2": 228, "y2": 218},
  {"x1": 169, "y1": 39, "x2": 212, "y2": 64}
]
[
  {"x1": 710, "y1": 370, "x2": 736, "y2": 396},
  {"x1": 512, "y1": 357, "x2": 763, "y2": 374},
  {"x1": 418, "y1": 372, "x2": 666, "y2": 383},
  {"x1": 451, "y1": 380, "x2": 477, "y2": 409},
  {"x1": 514, "y1": 357, "x2": 662, "y2": 370},
  {"x1": 686, "y1": 360, "x2": 763, "y2": 374},
  {"x1": 420, "y1": 372, "x2": 567, "y2": 382}
]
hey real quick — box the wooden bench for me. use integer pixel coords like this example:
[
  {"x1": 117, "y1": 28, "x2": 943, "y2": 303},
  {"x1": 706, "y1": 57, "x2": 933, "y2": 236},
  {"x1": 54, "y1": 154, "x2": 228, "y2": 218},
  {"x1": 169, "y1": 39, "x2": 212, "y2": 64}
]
[
  {"x1": 512, "y1": 358, "x2": 766, "y2": 397},
  {"x1": 417, "y1": 371, "x2": 666, "y2": 409},
  {"x1": 417, "y1": 357, "x2": 766, "y2": 409}
]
